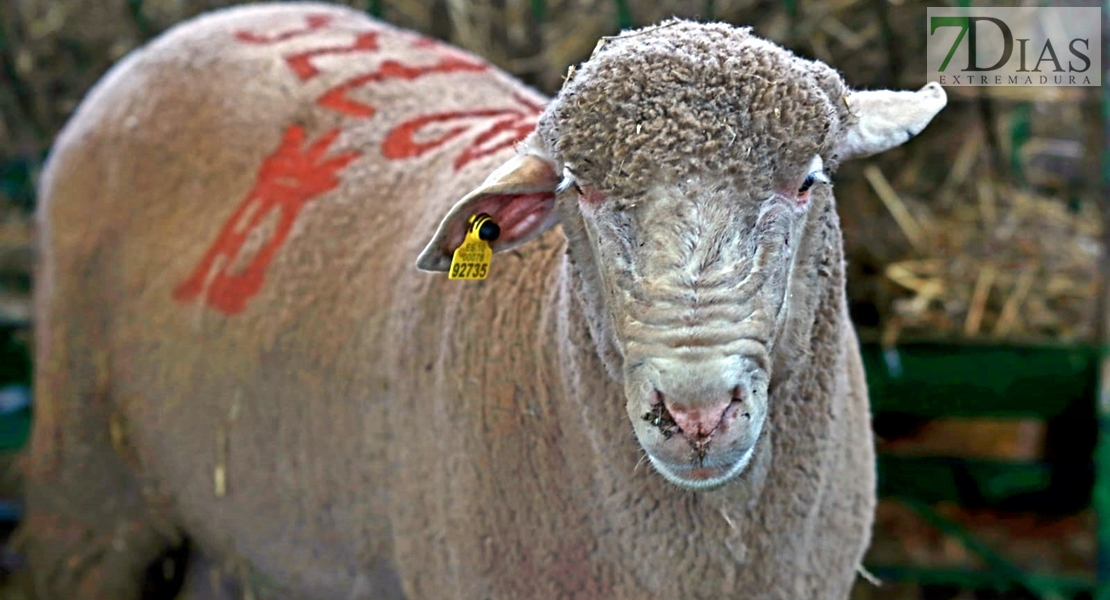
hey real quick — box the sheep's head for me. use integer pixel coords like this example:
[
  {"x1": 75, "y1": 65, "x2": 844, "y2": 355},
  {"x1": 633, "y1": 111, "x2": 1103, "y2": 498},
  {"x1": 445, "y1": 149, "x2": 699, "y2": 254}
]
[{"x1": 417, "y1": 20, "x2": 945, "y2": 490}]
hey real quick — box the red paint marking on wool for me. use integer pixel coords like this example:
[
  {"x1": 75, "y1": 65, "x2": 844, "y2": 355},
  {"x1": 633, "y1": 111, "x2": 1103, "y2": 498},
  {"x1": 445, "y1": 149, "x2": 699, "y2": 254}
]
[
  {"x1": 383, "y1": 94, "x2": 542, "y2": 170},
  {"x1": 316, "y1": 56, "x2": 489, "y2": 118},
  {"x1": 382, "y1": 109, "x2": 515, "y2": 159},
  {"x1": 232, "y1": 13, "x2": 493, "y2": 121},
  {"x1": 408, "y1": 36, "x2": 439, "y2": 49},
  {"x1": 199, "y1": 15, "x2": 530, "y2": 315},
  {"x1": 454, "y1": 95, "x2": 543, "y2": 169},
  {"x1": 173, "y1": 125, "x2": 360, "y2": 314},
  {"x1": 405, "y1": 34, "x2": 489, "y2": 65},
  {"x1": 285, "y1": 32, "x2": 382, "y2": 80},
  {"x1": 453, "y1": 116, "x2": 536, "y2": 169},
  {"x1": 234, "y1": 13, "x2": 334, "y2": 44}
]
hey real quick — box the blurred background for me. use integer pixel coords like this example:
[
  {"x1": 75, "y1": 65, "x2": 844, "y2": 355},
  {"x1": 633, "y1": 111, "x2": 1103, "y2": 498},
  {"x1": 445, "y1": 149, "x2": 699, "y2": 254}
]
[{"x1": 0, "y1": 0, "x2": 1106, "y2": 598}]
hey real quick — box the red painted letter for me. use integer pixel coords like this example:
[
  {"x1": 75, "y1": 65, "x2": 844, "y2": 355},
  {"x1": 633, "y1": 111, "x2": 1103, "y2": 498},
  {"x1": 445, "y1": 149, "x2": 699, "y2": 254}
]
[
  {"x1": 234, "y1": 13, "x2": 334, "y2": 44},
  {"x1": 316, "y1": 56, "x2": 488, "y2": 118},
  {"x1": 383, "y1": 94, "x2": 542, "y2": 170},
  {"x1": 174, "y1": 125, "x2": 361, "y2": 314},
  {"x1": 285, "y1": 32, "x2": 382, "y2": 80}
]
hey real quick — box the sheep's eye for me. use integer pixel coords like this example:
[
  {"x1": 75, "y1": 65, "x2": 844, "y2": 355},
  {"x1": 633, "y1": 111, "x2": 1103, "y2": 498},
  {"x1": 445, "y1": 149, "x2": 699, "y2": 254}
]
[{"x1": 798, "y1": 171, "x2": 826, "y2": 194}]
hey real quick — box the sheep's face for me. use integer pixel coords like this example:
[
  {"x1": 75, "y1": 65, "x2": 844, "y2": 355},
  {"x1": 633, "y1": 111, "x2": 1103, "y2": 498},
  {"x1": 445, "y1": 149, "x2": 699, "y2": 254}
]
[
  {"x1": 554, "y1": 166, "x2": 825, "y2": 490},
  {"x1": 417, "y1": 20, "x2": 945, "y2": 491}
]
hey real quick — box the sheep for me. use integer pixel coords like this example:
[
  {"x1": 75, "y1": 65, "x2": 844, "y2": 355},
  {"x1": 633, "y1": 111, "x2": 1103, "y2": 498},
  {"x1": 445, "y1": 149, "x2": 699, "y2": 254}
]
[{"x1": 17, "y1": 2, "x2": 946, "y2": 599}]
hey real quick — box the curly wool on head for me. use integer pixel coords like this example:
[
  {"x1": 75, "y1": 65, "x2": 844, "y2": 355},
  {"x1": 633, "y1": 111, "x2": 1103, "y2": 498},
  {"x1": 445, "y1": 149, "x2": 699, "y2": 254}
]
[{"x1": 537, "y1": 18, "x2": 853, "y2": 198}]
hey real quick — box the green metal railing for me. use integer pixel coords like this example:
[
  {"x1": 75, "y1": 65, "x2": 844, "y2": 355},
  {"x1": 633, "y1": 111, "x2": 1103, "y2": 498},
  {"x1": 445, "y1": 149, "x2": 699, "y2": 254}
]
[{"x1": 864, "y1": 341, "x2": 1101, "y2": 597}]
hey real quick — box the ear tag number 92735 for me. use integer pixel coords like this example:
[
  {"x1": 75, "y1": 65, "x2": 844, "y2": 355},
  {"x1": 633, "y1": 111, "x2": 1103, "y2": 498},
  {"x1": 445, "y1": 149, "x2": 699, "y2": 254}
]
[{"x1": 449, "y1": 213, "x2": 500, "y2": 280}]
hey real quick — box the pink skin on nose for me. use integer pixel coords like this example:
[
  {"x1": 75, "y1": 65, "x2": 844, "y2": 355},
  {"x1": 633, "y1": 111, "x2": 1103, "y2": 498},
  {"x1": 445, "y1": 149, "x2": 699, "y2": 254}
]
[{"x1": 663, "y1": 400, "x2": 733, "y2": 442}]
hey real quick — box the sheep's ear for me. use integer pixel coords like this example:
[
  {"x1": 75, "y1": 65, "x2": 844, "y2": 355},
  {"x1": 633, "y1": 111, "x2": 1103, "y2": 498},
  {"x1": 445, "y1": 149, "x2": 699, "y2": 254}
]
[
  {"x1": 416, "y1": 151, "x2": 560, "y2": 272},
  {"x1": 835, "y1": 82, "x2": 947, "y2": 160}
]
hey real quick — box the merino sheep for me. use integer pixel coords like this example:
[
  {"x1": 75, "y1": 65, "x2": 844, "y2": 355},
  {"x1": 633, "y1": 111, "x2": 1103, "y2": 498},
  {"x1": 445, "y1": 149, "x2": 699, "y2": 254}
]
[{"x1": 18, "y1": 2, "x2": 945, "y2": 599}]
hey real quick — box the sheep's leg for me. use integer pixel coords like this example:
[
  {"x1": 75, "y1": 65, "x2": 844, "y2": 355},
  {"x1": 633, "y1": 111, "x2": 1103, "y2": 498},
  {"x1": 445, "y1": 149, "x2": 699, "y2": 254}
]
[
  {"x1": 15, "y1": 273, "x2": 175, "y2": 599},
  {"x1": 17, "y1": 422, "x2": 176, "y2": 600}
]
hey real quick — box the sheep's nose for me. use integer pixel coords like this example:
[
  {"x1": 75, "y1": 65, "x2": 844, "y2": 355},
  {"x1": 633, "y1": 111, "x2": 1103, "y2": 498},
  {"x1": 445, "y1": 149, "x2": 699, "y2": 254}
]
[{"x1": 662, "y1": 395, "x2": 735, "y2": 444}]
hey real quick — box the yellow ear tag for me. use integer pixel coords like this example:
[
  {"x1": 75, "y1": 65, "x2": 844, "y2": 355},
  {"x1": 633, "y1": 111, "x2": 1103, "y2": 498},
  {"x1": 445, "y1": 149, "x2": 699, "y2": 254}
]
[{"x1": 448, "y1": 213, "x2": 498, "y2": 280}]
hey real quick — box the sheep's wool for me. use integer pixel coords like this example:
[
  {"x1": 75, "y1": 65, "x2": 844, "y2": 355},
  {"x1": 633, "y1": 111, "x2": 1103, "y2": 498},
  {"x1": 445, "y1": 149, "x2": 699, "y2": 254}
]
[{"x1": 538, "y1": 19, "x2": 853, "y2": 198}]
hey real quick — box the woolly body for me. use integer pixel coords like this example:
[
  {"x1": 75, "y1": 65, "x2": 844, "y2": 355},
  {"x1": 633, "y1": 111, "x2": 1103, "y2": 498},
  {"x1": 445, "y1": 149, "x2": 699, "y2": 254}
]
[{"x1": 20, "y1": 2, "x2": 944, "y2": 599}]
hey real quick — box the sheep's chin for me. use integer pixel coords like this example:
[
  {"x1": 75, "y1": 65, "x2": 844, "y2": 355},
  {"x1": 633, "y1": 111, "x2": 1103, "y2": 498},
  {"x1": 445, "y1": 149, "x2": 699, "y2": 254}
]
[{"x1": 648, "y1": 445, "x2": 756, "y2": 491}]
